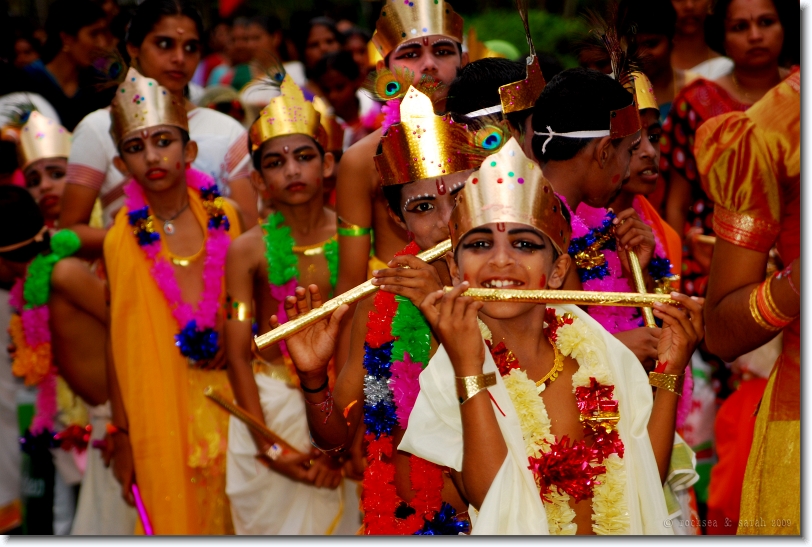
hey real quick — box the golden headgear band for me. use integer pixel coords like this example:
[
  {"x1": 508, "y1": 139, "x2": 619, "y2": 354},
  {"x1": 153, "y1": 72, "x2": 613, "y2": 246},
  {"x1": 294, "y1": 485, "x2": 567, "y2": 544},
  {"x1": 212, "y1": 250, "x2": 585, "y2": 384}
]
[
  {"x1": 372, "y1": 0, "x2": 464, "y2": 59},
  {"x1": 449, "y1": 137, "x2": 571, "y2": 253},
  {"x1": 249, "y1": 74, "x2": 328, "y2": 152},
  {"x1": 631, "y1": 71, "x2": 658, "y2": 113},
  {"x1": 374, "y1": 86, "x2": 494, "y2": 186},
  {"x1": 110, "y1": 67, "x2": 188, "y2": 144},
  {"x1": 18, "y1": 111, "x2": 72, "y2": 170},
  {"x1": 312, "y1": 96, "x2": 345, "y2": 153},
  {"x1": 465, "y1": 56, "x2": 547, "y2": 119}
]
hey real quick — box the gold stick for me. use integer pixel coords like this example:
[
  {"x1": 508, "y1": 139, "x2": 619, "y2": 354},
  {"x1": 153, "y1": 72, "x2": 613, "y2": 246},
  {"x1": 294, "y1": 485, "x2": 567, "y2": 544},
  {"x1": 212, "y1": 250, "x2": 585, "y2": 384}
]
[
  {"x1": 446, "y1": 287, "x2": 676, "y2": 307},
  {"x1": 254, "y1": 239, "x2": 453, "y2": 350},
  {"x1": 204, "y1": 386, "x2": 300, "y2": 455},
  {"x1": 696, "y1": 234, "x2": 716, "y2": 245},
  {"x1": 627, "y1": 249, "x2": 657, "y2": 328}
]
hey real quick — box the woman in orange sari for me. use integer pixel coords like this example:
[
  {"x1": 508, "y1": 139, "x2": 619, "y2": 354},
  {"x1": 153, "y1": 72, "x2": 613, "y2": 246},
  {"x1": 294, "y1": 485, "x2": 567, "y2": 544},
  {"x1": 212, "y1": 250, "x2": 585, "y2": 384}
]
[{"x1": 697, "y1": 71, "x2": 799, "y2": 535}]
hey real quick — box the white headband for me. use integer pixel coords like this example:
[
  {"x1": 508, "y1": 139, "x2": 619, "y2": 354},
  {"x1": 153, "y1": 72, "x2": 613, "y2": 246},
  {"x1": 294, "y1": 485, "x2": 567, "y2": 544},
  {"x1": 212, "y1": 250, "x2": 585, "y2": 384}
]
[
  {"x1": 533, "y1": 126, "x2": 611, "y2": 154},
  {"x1": 464, "y1": 104, "x2": 503, "y2": 118}
]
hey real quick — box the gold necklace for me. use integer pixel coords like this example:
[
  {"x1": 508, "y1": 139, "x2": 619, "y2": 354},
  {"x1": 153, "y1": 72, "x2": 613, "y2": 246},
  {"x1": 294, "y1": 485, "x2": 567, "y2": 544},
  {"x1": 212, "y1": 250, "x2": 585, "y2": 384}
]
[{"x1": 536, "y1": 337, "x2": 565, "y2": 394}]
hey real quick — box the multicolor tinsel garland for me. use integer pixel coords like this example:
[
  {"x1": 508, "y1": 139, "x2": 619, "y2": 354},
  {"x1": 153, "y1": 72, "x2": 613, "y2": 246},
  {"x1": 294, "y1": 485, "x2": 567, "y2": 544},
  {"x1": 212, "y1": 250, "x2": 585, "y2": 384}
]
[
  {"x1": 8, "y1": 229, "x2": 91, "y2": 453},
  {"x1": 124, "y1": 169, "x2": 231, "y2": 362},
  {"x1": 261, "y1": 211, "x2": 338, "y2": 356},
  {"x1": 361, "y1": 241, "x2": 466, "y2": 535},
  {"x1": 483, "y1": 310, "x2": 630, "y2": 534}
]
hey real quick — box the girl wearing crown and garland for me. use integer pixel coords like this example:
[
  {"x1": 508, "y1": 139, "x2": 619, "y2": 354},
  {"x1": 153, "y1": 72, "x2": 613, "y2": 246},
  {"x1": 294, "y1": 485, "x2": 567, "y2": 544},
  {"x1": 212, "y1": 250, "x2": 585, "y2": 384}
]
[
  {"x1": 223, "y1": 74, "x2": 359, "y2": 535},
  {"x1": 396, "y1": 138, "x2": 705, "y2": 534},
  {"x1": 104, "y1": 68, "x2": 242, "y2": 535},
  {"x1": 273, "y1": 85, "x2": 502, "y2": 535}
]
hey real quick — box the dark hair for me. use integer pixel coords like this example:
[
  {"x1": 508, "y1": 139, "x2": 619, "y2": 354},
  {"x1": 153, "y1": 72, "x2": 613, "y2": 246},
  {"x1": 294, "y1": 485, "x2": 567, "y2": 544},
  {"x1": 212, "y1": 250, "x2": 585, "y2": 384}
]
[
  {"x1": 248, "y1": 15, "x2": 281, "y2": 37},
  {"x1": 293, "y1": 17, "x2": 344, "y2": 63},
  {"x1": 126, "y1": 0, "x2": 204, "y2": 47},
  {"x1": 446, "y1": 57, "x2": 532, "y2": 134},
  {"x1": 619, "y1": 0, "x2": 677, "y2": 42},
  {"x1": 311, "y1": 50, "x2": 360, "y2": 83},
  {"x1": 0, "y1": 185, "x2": 50, "y2": 263},
  {"x1": 1, "y1": 27, "x2": 41, "y2": 65},
  {"x1": 42, "y1": 0, "x2": 107, "y2": 63},
  {"x1": 249, "y1": 124, "x2": 325, "y2": 172},
  {"x1": 343, "y1": 26, "x2": 371, "y2": 44},
  {"x1": 704, "y1": 0, "x2": 798, "y2": 66},
  {"x1": 382, "y1": 184, "x2": 405, "y2": 221},
  {"x1": 531, "y1": 67, "x2": 635, "y2": 163}
]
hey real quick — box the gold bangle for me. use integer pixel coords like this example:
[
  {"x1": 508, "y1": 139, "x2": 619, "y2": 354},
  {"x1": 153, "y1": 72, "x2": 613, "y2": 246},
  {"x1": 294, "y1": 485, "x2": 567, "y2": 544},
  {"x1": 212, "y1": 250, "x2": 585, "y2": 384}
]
[
  {"x1": 337, "y1": 216, "x2": 371, "y2": 237},
  {"x1": 456, "y1": 372, "x2": 496, "y2": 405},
  {"x1": 749, "y1": 287, "x2": 780, "y2": 332},
  {"x1": 763, "y1": 276, "x2": 796, "y2": 324},
  {"x1": 648, "y1": 371, "x2": 685, "y2": 396},
  {"x1": 226, "y1": 295, "x2": 252, "y2": 321}
]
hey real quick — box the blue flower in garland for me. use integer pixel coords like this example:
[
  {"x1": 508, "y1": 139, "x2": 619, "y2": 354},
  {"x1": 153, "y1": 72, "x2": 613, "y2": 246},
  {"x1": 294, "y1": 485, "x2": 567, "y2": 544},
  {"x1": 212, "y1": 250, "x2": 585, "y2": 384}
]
[
  {"x1": 363, "y1": 341, "x2": 394, "y2": 378},
  {"x1": 201, "y1": 185, "x2": 231, "y2": 230},
  {"x1": 414, "y1": 502, "x2": 470, "y2": 535},
  {"x1": 19, "y1": 428, "x2": 59, "y2": 456},
  {"x1": 175, "y1": 320, "x2": 219, "y2": 361},
  {"x1": 568, "y1": 213, "x2": 617, "y2": 283},
  {"x1": 363, "y1": 400, "x2": 399, "y2": 438},
  {"x1": 127, "y1": 206, "x2": 160, "y2": 246},
  {"x1": 649, "y1": 256, "x2": 673, "y2": 283}
]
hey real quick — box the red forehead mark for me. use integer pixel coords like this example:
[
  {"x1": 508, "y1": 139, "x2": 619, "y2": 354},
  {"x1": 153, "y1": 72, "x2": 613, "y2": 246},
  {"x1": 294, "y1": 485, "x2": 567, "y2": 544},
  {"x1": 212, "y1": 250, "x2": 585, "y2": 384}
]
[
  {"x1": 422, "y1": 37, "x2": 429, "y2": 46},
  {"x1": 283, "y1": 146, "x2": 289, "y2": 153},
  {"x1": 141, "y1": 129, "x2": 149, "y2": 138},
  {"x1": 436, "y1": 178, "x2": 446, "y2": 195},
  {"x1": 496, "y1": 222, "x2": 506, "y2": 232},
  {"x1": 176, "y1": 28, "x2": 185, "y2": 34}
]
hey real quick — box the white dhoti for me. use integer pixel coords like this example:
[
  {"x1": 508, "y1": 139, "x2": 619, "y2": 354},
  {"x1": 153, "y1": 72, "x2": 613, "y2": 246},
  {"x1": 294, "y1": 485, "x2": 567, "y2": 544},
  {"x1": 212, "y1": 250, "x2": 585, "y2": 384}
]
[
  {"x1": 71, "y1": 403, "x2": 138, "y2": 535},
  {"x1": 226, "y1": 365, "x2": 360, "y2": 535}
]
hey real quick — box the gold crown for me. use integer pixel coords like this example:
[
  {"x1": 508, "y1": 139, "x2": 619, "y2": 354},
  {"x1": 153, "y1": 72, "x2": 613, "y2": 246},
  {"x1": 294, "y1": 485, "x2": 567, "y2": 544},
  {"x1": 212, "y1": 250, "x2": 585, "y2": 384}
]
[
  {"x1": 372, "y1": 0, "x2": 464, "y2": 59},
  {"x1": 311, "y1": 96, "x2": 345, "y2": 152},
  {"x1": 18, "y1": 112, "x2": 72, "y2": 170},
  {"x1": 110, "y1": 68, "x2": 188, "y2": 144},
  {"x1": 374, "y1": 86, "x2": 493, "y2": 186},
  {"x1": 249, "y1": 74, "x2": 327, "y2": 152},
  {"x1": 631, "y1": 71, "x2": 658, "y2": 112},
  {"x1": 450, "y1": 138, "x2": 570, "y2": 253},
  {"x1": 499, "y1": 55, "x2": 546, "y2": 115}
]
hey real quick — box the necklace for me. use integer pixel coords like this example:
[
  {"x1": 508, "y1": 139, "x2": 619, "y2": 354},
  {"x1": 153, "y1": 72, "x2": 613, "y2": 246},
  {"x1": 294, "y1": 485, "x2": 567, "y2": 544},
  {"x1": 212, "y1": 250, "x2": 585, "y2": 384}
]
[
  {"x1": 731, "y1": 73, "x2": 753, "y2": 102},
  {"x1": 536, "y1": 339, "x2": 564, "y2": 394},
  {"x1": 154, "y1": 201, "x2": 190, "y2": 235}
]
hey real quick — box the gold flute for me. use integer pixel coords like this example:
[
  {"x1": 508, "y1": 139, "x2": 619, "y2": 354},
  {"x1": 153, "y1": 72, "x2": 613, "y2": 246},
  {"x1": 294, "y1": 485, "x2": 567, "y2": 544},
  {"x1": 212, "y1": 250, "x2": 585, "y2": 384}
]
[
  {"x1": 627, "y1": 249, "x2": 657, "y2": 328},
  {"x1": 696, "y1": 234, "x2": 716, "y2": 245},
  {"x1": 254, "y1": 239, "x2": 453, "y2": 350},
  {"x1": 445, "y1": 287, "x2": 676, "y2": 307},
  {"x1": 204, "y1": 386, "x2": 300, "y2": 455}
]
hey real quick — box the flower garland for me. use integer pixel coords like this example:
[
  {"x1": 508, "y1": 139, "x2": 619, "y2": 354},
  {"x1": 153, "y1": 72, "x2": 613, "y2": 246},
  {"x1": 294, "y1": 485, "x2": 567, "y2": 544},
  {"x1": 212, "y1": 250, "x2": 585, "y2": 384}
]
[
  {"x1": 124, "y1": 169, "x2": 231, "y2": 362},
  {"x1": 570, "y1": 204, "x2": 642, "y2": 334},
  {"x1": 483, "y1": 310, "x2": 630, "y2": 534},
  {"x1": 361, "y1": 241, "x2": 467, "y2": 535},
  {"x1": 261, "y1": 211, "x2": 339, "y2": 356},
  {"x1": 8, "y1": 229, "x2": 90, "y2": 453}
]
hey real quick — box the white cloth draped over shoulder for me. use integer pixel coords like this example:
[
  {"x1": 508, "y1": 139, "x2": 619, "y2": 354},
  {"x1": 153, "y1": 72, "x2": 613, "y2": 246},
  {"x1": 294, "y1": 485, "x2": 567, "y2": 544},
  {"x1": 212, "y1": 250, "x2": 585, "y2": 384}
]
[
  {"x1": 399, "y1": 304, "x2": 673, "y2": 535},
  {"x1": 66, "y1": 107, "x2": 250, "y2": 226}
]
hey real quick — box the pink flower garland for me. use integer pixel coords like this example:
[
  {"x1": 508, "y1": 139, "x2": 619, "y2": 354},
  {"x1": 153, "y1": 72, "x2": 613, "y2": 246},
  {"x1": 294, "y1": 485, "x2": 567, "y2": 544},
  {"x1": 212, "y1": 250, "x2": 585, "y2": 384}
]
[
  {"x1": 124, "y1": 168, "x2": 230, "y2": 358},
  {"x1": 390, "y1": 353, "x2": 423, "y2": 428},
  {"x1": 381, "y1": 98, "x2": 402, "y2": 134}
]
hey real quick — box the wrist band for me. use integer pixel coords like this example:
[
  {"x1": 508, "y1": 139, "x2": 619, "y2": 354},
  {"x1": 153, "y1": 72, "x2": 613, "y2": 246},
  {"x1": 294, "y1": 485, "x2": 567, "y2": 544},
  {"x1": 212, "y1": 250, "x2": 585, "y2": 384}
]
[
  {"x1": 301, "y1": 376, "x2": 329, "y2": 394},
  {"x1": 304, "y1": 390, "x2": 334, "y2": 423},
  {"x1": 749, "y1": 286, "x2": 780, "y2": 332},
  {"x1": 309, "y1": 432, "x2": 347, "y2": 458},
  {"x1": 648, "y1": 371, "x2": 684, "y2": 396},
  {"x1": 226, "y1": 296, "x2": 252, "y2": 321},
  {"x1": 456, "y1": 372, "x2": 496, "y2": 405},
  {"x1": 106, "y1": 423, "x2": 128, "y2": 435},
  {"x1": 761, "y1": 276, "x2": 796, "y2": 326},
  {"x1": 337, "y1": 216, "x2": 371, "y2": 237}
]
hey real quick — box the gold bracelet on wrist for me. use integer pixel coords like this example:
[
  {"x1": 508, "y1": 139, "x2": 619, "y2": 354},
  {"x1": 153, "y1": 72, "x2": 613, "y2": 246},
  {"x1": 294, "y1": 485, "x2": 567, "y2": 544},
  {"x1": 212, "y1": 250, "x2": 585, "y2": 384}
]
[
  {"x1": 749, "y1": 286, "x2": 781, "y2": 332},
  {"x1": 456, "y1": 372, "x2": 497, "y2": 405},
  {"x1": 648, "y1": 371, "x2": 685, "y2": 396},
  {"x1": 763, "y1": 276, "x2": 796, "y2": 324}
]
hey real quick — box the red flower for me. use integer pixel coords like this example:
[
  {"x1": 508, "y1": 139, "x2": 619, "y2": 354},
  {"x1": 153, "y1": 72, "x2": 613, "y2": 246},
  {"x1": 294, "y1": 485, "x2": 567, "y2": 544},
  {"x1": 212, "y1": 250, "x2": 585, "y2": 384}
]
[
  {"x1": 574, "y1": 378, "x2": 619, "y2": 415},
  {"x1": 488, "y1": 341, "x2": 520, "y2": 377},
  {"x1": 528, "y1": 436, "x2": 606, "y2": 503}
]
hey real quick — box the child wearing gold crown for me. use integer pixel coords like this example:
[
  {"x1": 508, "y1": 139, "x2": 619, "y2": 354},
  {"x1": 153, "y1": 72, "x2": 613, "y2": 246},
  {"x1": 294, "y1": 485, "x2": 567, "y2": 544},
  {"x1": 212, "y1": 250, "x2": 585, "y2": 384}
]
[
  {"x1": 396, "y1": 138, "x2": 704, "y2": 534},
  {"x1": 276, "y1": 86, "x2": 500, "y2": 534},
  {"x1": 222, "y1": 74, "x2": 359, "y2": 535},
  {"x1": 104, "y1": 68, "x2": 242, "y2": 534}
]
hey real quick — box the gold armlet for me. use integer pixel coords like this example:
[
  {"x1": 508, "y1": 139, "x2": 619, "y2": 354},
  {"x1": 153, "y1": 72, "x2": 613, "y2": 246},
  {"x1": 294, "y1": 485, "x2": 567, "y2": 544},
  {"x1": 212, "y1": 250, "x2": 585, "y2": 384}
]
[
  {"x1": 226, "y1": 296, "x2": 253, "y2": 322},
  {"x1": 648, "y1": 371, "x2": 685, "y2": 396},
  {"x1": 337, "y1": 216, "x2": 371, "y2": 237},
  {"x1": 456, "y1": 372, "x2": 497, "y2": 405}
]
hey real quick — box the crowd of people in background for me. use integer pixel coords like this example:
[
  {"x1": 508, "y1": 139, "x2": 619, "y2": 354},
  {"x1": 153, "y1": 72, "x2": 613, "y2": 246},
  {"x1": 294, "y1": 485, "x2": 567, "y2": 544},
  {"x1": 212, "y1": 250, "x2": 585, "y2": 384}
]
[{"x1": 0, "y1": 0, "x2": 799, "y2": 537}]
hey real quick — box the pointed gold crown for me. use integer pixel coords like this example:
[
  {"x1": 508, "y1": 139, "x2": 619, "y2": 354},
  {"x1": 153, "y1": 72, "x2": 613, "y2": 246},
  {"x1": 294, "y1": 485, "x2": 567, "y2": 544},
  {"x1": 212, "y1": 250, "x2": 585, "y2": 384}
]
[
  {"x1": 374, "y1": 86, "x2": 494, "y2": 186},
  {"x1": 372, "y1": 0, "x2": 464, "y2": 59},
  {"x1": 110, "y1": 68, "x2": 188, "y2": 144},
  {"x1": 499, "y1": 55, "x2": 546, "y2": 115},
  {"x1": 450, "y1": 138, "x2": 571, "y2": 253},
  {"x1": 312, "y1": 96, "x2": 344, "y2": 153},
  {"x1": 18, "y1": 112, "x2": 72, "y2": 170},
  {"x1": 249, "y1": 74, "x2": 327, "y2": 152},
  {"x1": 631, "y1": 71, "x2": 658, "y2": 112}
]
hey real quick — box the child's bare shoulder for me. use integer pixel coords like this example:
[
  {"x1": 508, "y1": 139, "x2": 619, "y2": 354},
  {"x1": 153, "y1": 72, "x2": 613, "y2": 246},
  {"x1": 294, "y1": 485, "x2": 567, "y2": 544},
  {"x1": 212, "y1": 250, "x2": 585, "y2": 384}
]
[
  {"x1": 228, "y1": 224, "x2": 264, "y2": 261},
  {"x1": 51, "y1": 258, "x2": 96, "y2": 290}
]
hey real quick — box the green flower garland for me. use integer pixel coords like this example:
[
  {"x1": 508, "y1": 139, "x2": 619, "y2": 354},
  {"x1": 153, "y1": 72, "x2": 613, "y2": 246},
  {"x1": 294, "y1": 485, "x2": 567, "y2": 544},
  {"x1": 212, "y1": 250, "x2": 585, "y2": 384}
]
[{"x1": 23, "y1": 230, "x2": 82, "y2": 307}]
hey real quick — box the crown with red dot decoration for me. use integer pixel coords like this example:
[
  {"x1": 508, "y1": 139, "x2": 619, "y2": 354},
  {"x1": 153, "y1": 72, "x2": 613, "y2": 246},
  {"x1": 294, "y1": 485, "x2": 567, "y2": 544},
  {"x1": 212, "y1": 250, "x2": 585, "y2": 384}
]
[
  {"x1": 110, "y1": 67, "x2": 188, "y2": 144},
  {"x1": 450, "y1": 137, "x2": 571, "y2": 253},
  {"x1": 18, "y1": 111, "x2": 71, "y2": 170},
  {"x1": 372, "y1": 0, "x2": 464, "y2": 59}
]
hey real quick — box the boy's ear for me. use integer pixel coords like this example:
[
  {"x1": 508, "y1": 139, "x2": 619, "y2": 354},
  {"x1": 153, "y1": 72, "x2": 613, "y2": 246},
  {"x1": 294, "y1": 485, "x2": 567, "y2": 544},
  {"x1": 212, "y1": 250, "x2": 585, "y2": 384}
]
[
  {"x1": 445, "y1": 251, "x2": 462, "y2": 285},
  {"x1": 376, "y1": 59, "x2": 386, "y2": 73},
  {"x1": 547, "y1": 252, "x2": 572, "y2": 290},
  {"x1": 385, "y1": 203, "x2": 408, "y2": 233},
  {"x1": 459, "y1": 50, "x2": 469, "y2": 68},
  {"x1": 321, "y1": 151, "x2": 335, "y2": 179},
  {"x1": 113, "y1": 156, "x2": 130, "y2": 178},
  {"x1": 249, "y1": 169, "x2": 267, "y2": 196},
  {"x1": 184, "y1": 139, "x2": 198, "y2": 164},
  {"x1": 594, "y1": 136, "x2": 612, "y2": 168}
]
